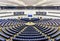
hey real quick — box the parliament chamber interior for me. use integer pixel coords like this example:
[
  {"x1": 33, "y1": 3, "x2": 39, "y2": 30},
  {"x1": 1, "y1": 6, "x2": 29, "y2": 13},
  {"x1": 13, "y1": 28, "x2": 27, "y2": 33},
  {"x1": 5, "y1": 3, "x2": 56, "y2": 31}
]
[{"x1": 0, "y1": 0, "x2": 60, "y2": 41}]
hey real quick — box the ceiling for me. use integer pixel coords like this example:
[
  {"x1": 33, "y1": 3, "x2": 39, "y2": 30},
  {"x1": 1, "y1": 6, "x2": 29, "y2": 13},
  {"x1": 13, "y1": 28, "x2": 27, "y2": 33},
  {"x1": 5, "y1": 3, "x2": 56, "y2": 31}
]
[{"x1": 0, "y1": 0, "x2": 60, "y2": 6}]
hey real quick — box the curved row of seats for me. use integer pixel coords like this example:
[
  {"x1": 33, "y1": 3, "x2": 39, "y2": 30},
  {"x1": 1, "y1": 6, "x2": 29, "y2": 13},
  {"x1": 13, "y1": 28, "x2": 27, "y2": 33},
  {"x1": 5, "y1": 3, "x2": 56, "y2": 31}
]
[
  {"x1": 0, "y1": 19, "x2": 27, "y2": 41},
  {"x1": 0, "y1": 25, "x2": 26, "y2": 41},
  {"x1": 0, "y1": 18, "x2": 60, "y2": 41},
  {"x1": 0, "y1": 19, "x2": 26, "y2": 27},
  {"x1": 35, "y1": 24, "x2": 60, "y2": 41},
  {"x1": 13, "y1": 26, "x2": 49, "y2": 41},
  {"x1": 34, "y1": 19, "x2": 60, "y2": 27}
]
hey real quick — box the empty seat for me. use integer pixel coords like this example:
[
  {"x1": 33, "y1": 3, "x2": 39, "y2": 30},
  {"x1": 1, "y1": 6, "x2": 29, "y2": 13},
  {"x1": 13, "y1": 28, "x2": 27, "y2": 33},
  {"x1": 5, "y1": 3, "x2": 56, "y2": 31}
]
[
  {"x1": 5, "y1": 28, "x2": 16, "y2": 34},
  {"x1": 13, "y1": 37, "x2": 48, "y2": 41},
  {"x1": 16, "y1": 35, "x2": 45, "y2": 39},
  {"x1": 45, "y1": 28, "x2": 55, "y2": 34},
  {"x1": 19, "y1": 34, "x2": 41, "y2": 36},
  {"x1": 9, "y1": 27, "x2": 19, "y2": 33},
  {"x1": 47, "y1": 28, "x2": 58, "y2": 36},
  {"x1": 0, "y1": 32, "x2": 10, "y2": 39},
  {"x1": 55, "y1": 36, "x2": 60, "y2": 41},
  {"x1": 0, "y1": 37, "x2": 6, "y2": 41},
  {"x1": 2, "y1": 28, "x2": 13, "y2": 36},
  {"x1": 51, "y1": 32, "x2": 60, "y2": 38}
]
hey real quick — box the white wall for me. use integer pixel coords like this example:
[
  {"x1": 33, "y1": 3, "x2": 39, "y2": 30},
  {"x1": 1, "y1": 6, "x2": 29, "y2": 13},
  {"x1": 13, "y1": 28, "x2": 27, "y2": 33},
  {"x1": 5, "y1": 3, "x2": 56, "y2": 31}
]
[{"x1": 0, "y1": 9, "x2": 60, "y2": 19}]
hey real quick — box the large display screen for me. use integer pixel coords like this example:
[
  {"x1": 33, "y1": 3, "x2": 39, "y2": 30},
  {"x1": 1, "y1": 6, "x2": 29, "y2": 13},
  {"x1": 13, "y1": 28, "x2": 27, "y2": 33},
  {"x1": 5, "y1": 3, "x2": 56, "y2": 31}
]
[
  {"x1": 28, "y1": 15, "x2": 32, "y2": 17},
  {"x1": 14, "y1": 12, "x2": 24, "y2": 15},
  {"x1": 36, "y1": 12, "x2": 46, "y2": 15}
]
